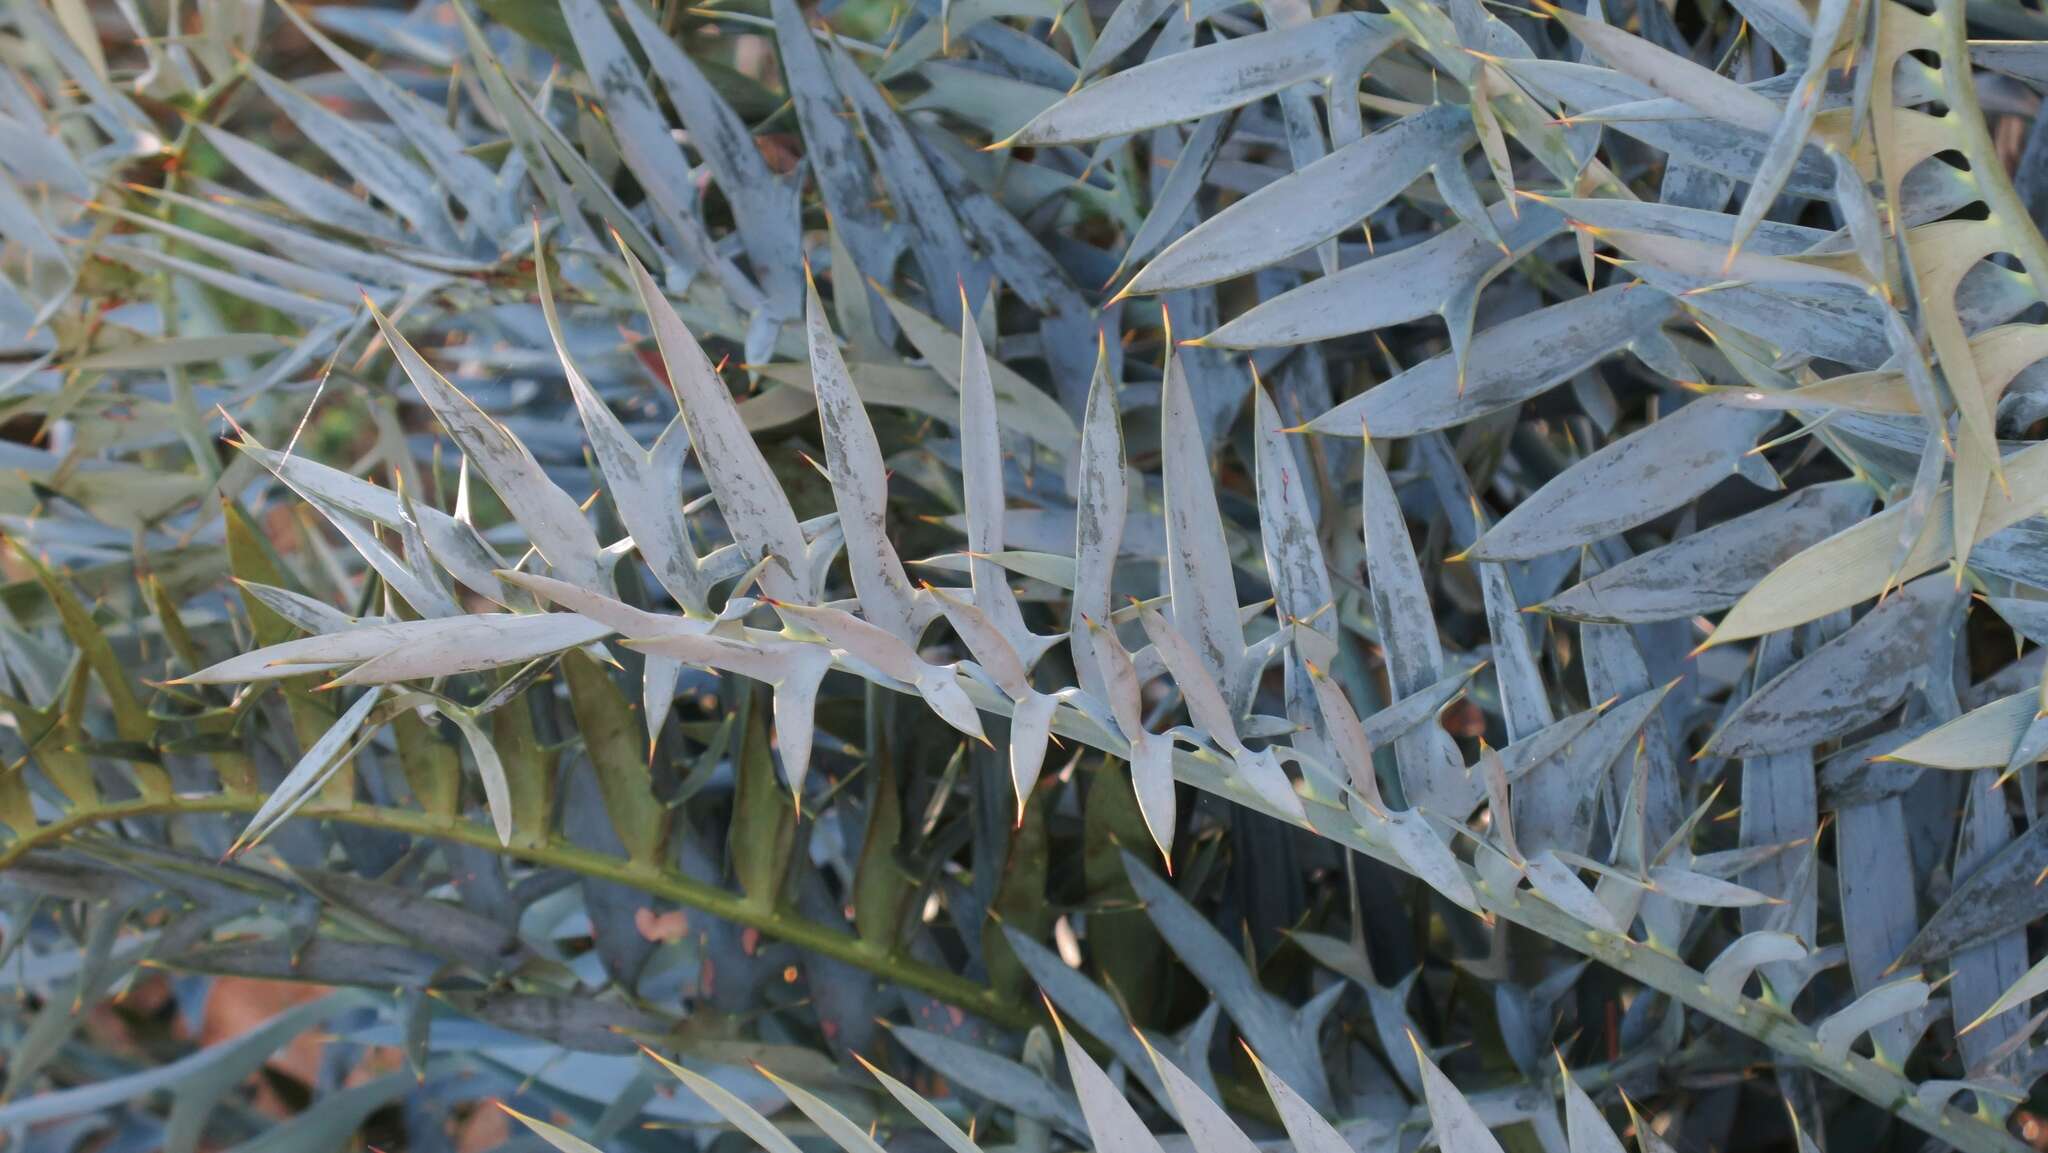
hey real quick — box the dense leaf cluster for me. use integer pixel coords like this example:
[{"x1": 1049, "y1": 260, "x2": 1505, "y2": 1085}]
[{"x1": 5, "y1": 0, "x2": 2048, "y2": 1151}]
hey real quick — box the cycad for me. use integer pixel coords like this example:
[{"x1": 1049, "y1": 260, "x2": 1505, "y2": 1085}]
[{"x1": 5, "y1": 0, "x2": 2048, "y2": 1150}]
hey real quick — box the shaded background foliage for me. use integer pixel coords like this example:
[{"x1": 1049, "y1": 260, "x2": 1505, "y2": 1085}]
[{"x1": 8, "y1": 0, "x2": 2048, "y2": 1151}]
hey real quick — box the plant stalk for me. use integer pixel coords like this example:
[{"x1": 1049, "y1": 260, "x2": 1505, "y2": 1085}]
[{"x1": 2, "y1": 792, "x2": 1032, "y2": 1031}]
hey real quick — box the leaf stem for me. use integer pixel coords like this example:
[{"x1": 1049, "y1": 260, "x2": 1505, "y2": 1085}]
[{"x1": 1, "y1": 792, "x2": 1032, "y2": 1031}]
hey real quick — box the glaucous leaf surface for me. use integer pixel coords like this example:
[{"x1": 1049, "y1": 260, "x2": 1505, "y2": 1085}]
[{"x1": 9, "y1": 0, "x2": 2048, "y2": 1151}]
